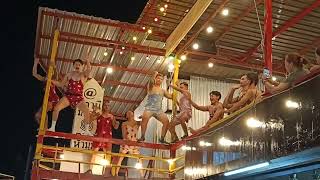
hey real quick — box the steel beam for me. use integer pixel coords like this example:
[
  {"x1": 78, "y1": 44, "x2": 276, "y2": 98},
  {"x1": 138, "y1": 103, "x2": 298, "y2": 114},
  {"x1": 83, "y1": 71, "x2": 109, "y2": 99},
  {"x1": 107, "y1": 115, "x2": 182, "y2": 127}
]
[
  {"x1": 215, "y1": 0, "x2": 263, "y2": 42},
  {"x1": 60, "y1": 32, "x2": 166, "y2": 56},
  {"x1": 40, "y1": 34, "x2": 165, "y2": 56},
  {"x1": 137, "y1": 0, "x2": 158, "y2": 25},
  {"x1": 298, "y1": 36, "x2": 320, "y2": 55},
  {"x1": 42, "y1": 10, "x2": 168, "y2": 39},
  {"x1": 101, "y1": 28, "x2": 125, "y2": 85},
  {"x1": 104, "y1": 96, "x2": 142, "y2": 104},
  {"x1": 38, "y1": 55, "x2": 153, "y2": 75},
  {"x1": 241, "y1": 0, "x2": 320, "y2": 62},
  {"x1": 45, "y1": 131, "x2": 170, "y2": 150},
  {"x1": 187, "y1": 50, "x2": 285, "y2": 75},
  {"x1": 176, "y1": 0, "x2": 229, "y2": 56},
  {"x1": 102, "y1": 80, "x2": 147, "y2": 89}
]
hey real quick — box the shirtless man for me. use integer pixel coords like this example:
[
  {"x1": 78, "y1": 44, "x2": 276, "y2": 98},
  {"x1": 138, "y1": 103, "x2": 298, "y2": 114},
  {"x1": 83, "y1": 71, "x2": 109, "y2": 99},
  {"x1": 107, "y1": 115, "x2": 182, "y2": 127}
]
[
  {"x1": 223, "y1": 73, "x2": 261, "y2": 114},
  {"x1": 188, "y1": 91, "x2": 224, "y2": 135},
  {"x1": 168, "y1": 82, "x2": 192, "y2": 142},
  {"x1": 51, "y1": 57, "x2": 92, "y2": 135},
  {"x1": 138, "y1": 71, "x2": 172, "y2": 144}
]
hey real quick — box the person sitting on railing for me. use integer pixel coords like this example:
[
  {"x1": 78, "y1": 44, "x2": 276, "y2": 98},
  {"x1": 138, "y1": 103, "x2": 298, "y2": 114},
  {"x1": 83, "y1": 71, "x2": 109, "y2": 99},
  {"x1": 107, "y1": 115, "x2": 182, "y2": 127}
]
[
  {"x1": 115, "y1": 111, "x2": 143, "y2": 177},
  {"x1": 310, "y1": 47, "x2": 320, "y2": 72},
  {"x1": 263, "y1": 53, "x2": 309, "y2": 94},
  {"x1": 223, "y1": 73, "x2": 261, "y2": 114},
  {"x1": 33, "y1": 57, "x2": 60, "y2": 129},
  {"x1": 86, "y1": 100, "x2": 119, "y2": 175},
  {"x1": 168, "y1": 82, "x2": 192, "y2": 142},
  {"x1": 50, "y1": 56, "x2": 93, "y2": 135},
  {"x1": 188, "y1": 91, "x2": 224, "y2": 135},
  {"x1": 138, "y1": 71, "x2": 172, "y2": 144}
]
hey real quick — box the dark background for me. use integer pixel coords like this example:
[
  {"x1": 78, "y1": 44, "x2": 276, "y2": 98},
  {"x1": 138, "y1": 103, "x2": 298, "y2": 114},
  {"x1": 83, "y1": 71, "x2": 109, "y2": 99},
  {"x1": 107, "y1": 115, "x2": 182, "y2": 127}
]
[{"x1": 0, "y1": 0, "x2": 147, "y2": 179}]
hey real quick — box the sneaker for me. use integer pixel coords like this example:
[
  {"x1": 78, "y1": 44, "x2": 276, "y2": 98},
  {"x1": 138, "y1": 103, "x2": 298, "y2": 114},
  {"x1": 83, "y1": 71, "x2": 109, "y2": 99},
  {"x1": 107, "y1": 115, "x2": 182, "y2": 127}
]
[
  {"x1": 137, "y1": 136, "x2": 145, "y2": 142},
  {"x1": 159, "y1": 138, "x2": 170, "y2": 145},
  {"x1": 181, "y1": 135, "x2": 188, "y2": 139},
  {"x1": 48, "y1": 121, "x2": 56, "y2": 132}
]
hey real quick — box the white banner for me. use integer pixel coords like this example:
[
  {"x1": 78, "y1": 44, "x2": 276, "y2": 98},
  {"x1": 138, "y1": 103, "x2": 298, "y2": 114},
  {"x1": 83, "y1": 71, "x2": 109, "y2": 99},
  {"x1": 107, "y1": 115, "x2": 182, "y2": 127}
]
[{"x1": 71, "y1": 78, "x2": 104, "y2": 149}]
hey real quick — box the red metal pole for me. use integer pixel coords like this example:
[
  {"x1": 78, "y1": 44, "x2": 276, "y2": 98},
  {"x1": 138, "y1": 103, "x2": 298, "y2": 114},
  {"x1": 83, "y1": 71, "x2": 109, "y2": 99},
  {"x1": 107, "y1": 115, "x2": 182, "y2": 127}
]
[{"x1": 264, "y1": 0, "x2": 273, "y2": 73}]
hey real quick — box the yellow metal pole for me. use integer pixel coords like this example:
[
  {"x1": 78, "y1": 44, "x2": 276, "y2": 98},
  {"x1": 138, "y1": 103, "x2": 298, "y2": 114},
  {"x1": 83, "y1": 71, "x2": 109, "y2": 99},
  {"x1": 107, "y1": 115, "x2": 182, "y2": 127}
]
[
  {"x1": 171, "y1": 57, "x2": 180, "y2": 118},
  {"x1": 165, "y1": 0, "x2": 213, "y2": 56},
  {"x1": 170, "y1": 57, "x2": 179, "y2": 178},
  {"x1": 34, "y1": 29, "x2": 60, "y2": 160}
]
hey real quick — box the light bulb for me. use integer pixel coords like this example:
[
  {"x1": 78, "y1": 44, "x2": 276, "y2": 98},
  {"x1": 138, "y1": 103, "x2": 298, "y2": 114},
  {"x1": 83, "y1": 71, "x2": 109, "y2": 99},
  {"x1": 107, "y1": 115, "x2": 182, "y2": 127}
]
[
  {"x1": 206, "y1": 26, "x2": 214, "y2": 33},
  {"x1": 222, "y1": 8, "x2": 229, "y2": 16},
  {"x1": 180, "y1": 55, "x2": 187, "y2": 61},
  {"x1": 106, "y1": 67, "x2": 113, "y2": 74},
  {"x1": 192, "y1": 43, "x2": 199, "y2": 50}
]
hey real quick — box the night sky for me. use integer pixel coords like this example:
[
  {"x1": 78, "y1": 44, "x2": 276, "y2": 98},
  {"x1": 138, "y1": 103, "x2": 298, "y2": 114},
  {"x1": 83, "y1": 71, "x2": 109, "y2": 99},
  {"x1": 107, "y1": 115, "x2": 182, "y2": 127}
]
[{"x1": 0, "y1": 0, "x2": 147, "y2": 179}]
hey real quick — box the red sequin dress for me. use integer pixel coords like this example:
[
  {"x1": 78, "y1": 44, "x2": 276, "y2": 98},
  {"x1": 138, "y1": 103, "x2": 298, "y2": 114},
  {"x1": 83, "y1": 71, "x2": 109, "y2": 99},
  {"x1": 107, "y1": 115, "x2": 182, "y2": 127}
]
[
  {"x1": 65, "y1": 79, "x2": 84, "y2": 108},
  {"x1": 48, "y1": 84, "x2": 59, "y2": 106},
  {"x1": 92, "y1": 115, "x2": 113, "y2": 149}
]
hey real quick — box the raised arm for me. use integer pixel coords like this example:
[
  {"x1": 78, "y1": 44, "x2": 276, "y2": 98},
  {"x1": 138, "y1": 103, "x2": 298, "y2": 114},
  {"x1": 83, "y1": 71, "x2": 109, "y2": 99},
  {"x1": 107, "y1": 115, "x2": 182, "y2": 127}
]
[
  {"x1": 83, "y1": 55, "x2": 92, "y2": 78},
  {"x1": 223, "y1": 85, "x2": 240, "y2": 108},
  {"x1": 147, "y1": 71, "x2": 157, "y2": 92},
  {"x1": 189, "y1": 98, "x2": 209, "y2": 111},
  {"x1": 164, "y1": 90, "x2": 173, "y2": 99},
  {"x1": 169, "y1": 84, "x2": 186, "y2": 94},
  {"x1": 264, "y1": 81, "x2": 289, "y2": 94},
  {"x1": 112, "y1": 116, "x2": 120, "y2": 129},
  {"x1": 225, "y1": 90, "x2": 254, "y2": 113},
  {"x1": 32, "y1": 58, "x2": 45, "y2": 81},
  {"x1": 51, "y1": 73, "x2": 68, "y2": 88}
]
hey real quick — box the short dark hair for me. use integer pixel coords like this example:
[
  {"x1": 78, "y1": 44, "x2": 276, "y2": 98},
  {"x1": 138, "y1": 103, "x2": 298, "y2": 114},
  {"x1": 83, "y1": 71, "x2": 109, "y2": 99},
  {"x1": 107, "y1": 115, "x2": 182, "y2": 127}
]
[
  {"x1": 73, "y1": 59, "x2": 84, "y2": 65},
  {"x1": 245, "y1": 73, "x2": 258, "y2": 85},
  {"x1": 210, "y1": 91, "x2": 221, "y2": 100},
  {"x1": 180, "y1": 82, "x2": 188, "y2": 88}
]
